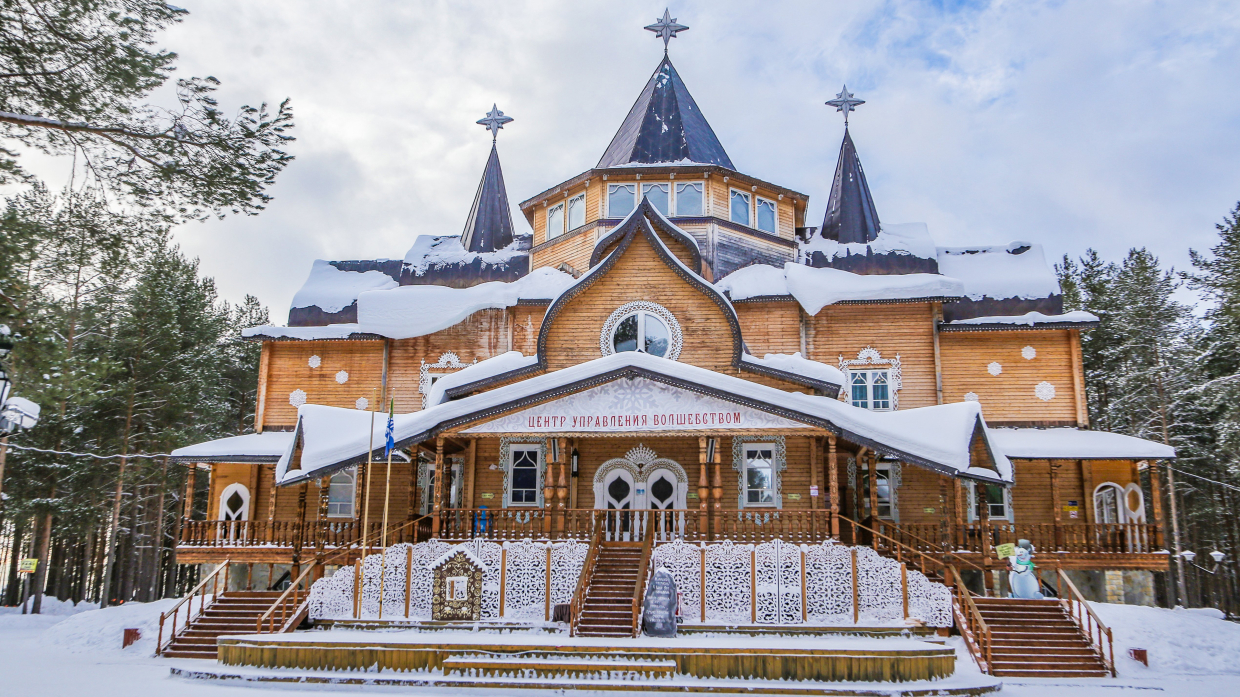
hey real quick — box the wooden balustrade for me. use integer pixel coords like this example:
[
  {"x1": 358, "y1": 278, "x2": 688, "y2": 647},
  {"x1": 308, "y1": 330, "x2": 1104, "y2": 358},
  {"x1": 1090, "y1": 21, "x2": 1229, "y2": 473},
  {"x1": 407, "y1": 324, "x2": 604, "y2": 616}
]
[
  {"x1": 1057, "y1": 568, "x2": 1117, "y2": 677},
  {"x1": 156, "y1": 559, "x2": 230, "y2": 656},
  {"x1": 949, "y1": 565, "x2": 992, "y2": 674}
]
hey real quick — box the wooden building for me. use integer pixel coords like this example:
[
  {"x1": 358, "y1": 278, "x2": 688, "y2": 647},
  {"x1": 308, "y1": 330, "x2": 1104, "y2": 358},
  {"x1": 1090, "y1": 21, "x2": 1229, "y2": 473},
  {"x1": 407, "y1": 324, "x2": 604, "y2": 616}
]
[{"x1": 171, "y1": 47, "x2": 1172, "y2": 608}]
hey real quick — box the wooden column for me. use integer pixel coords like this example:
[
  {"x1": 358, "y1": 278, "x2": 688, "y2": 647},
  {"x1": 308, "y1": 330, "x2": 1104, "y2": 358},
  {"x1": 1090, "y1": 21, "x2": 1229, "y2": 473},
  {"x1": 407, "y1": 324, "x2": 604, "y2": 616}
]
[
  {"x1": 254, "y1": 343, "x2": 271, "y2": 433},
  {"x1": 1148, "y1": 460, "x2": 1165, "y2": 548},
  {"x1": 543, "y1": 438, "x2": 556, "y2": 536},
  {"x1": 698, "y1": 438, "x2": 710, "y2": 538},
  {"x1": 932, "y1": 302, "x2": 944, "y2": 405},
  {"x1": 954, "y1": 480, "x2": 965, "y2": 551},
  {"x1": 867, "y1": 453, "x2": 879, "y2": 522},
  {"x1": 556, "y1": 438, "x2": 569, "y2": 532},
  {"x1": 182, "y1": 466, "x2": 197, "y2": 519},
  {"x1": 569, "y1": 439, "x2": 580, "y2": 510},
  {"x1": 431, "y1": 438, "x2": 444, "y2": 536},
  {"x1": 464, "y1": 440, "x2": 477, "y2": 511},
  {"x1": 809, "y1": 437, "x2": 820, "y2": 511},
  {"x1": 1080, "y1": 459, "x2": 1095, "y2": 526},
  {"x1": 827, "y1": 435, "x2": 839, "y2": 538},
  {"x1": 938, "y1": 475, "x2": 950, "y2": 550},
  {"x1": 292, "y1": 483, "x2": 308, "y2": 580},
  {"x1": 711, "y1": 439, "x2": 723, "y2": 538},
  {"x1": 1069, "y1": 329, "x2": 1088, "y2": 427},
  {"x1": 266, "y1": 464, "x2": 278, "y2": 526},
  {"x1": 980, "y1": 482, "x2": 993, "y2": 594},
  {"x1": 1050, "y1": 460, "x2": 1063, "y2": 550}
]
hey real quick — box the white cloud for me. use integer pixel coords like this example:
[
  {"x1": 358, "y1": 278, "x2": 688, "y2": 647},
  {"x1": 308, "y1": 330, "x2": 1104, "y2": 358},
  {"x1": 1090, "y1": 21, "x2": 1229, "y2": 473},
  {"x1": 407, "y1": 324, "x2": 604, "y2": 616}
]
[{"x1": 18, "y1": 1, "x2": 1240, "y2": 317}]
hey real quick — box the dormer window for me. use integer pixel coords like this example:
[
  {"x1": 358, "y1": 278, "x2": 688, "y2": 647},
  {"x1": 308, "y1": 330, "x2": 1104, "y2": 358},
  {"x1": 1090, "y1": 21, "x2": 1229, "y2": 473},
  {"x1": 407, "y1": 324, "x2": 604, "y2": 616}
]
[
  {"x1": 642, "y1": 183, "x2": 670, "y2": 215},
  {"x1": 600, "y1": 301, "x2": 684, "y2": 360},
  {"x1": 675, "y1": 182, "x2": 703, "y2": 216},
  {"x1": 730, "y1": 189, "x2": 751, "y2": 225},
  {"x1": 608, "y1": 184, "x2": 636, "y2": 218},
  {"x1": 756, "y1": 197, "x2": 777, "y2": 233},
  {"x1": 546, "y1": 203, "x2": 564, "y2": 240},
  {"x1": 567, "y1": 194, "x2": 585, "y2": 230}
]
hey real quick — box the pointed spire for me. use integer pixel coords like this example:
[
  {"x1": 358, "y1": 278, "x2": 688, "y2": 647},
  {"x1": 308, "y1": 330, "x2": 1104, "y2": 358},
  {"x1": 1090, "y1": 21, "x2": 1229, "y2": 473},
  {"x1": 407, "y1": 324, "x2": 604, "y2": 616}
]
[
  {"x1": 820, "y1": 129, "x2": 880, "y2": 244},
  {"x1": 597, "y1": 56, "x2": 733, "y2": 169},
  {"x1": 460, "y1": 143, "x2": 516, "y2": 253}
]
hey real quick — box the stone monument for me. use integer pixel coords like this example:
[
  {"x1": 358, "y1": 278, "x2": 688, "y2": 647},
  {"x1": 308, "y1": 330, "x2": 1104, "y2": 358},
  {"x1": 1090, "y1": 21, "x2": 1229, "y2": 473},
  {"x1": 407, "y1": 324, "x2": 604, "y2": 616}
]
[
  {"x1": 430, "y1": 547, "x2": 485, "y2": 621},
  {"x1": 642, "y1": 567, "x2": 678, "y2": 637}
]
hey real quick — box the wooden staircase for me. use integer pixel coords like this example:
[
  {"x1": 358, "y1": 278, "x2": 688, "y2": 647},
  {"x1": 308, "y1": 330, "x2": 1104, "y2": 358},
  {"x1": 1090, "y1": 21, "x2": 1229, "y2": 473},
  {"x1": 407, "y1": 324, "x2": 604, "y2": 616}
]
[
  {"x1": 972, "y1": 598, "x2": 1110, "y2": 678},
  {"x1": 574, "y1": 543, "x2": 644, "y2": 638},
  {"x1": 162, "y1": 591, "x2": 282, "y2": 659}
]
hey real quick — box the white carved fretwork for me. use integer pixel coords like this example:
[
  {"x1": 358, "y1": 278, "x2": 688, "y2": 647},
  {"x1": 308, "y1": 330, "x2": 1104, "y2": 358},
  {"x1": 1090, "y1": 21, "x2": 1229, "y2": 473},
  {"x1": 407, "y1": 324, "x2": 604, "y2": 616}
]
[
  {"x1": 419, "y1": 351, "x2": 477, "y2": 408},
  {"x1": 855, "y1": 546, "x2": 903, "y2": 623},
  {"x1": 838, "y1": 347, "x2": 903, "y2": 410},
  {"x1": 731, "y1": 436, "x2": 787, "y2": 509},
  {"x1": 463, "y1": 539, "x2": 503, "y2": 619},
  {"x1": 1035, "y1": 381, "x2": 1056, "y2": 401},
  {"x1": 599, "y1": 300, "x2": 684, "y2": 360},
  {"x1": 907, "y1": 567, "x2": 953, "y2": 627},
  {"x1": 804, "y1": 541, "x2": 853, "y2": 624},
  {"x1": 594, "y1": 444, "x2": 689, "y2": 511},
  {"x1": 651, "y1": 540, "x2": 703, "y2": 622},
  {"x1": 754, "y1": 539, "x2": 803, "y2": 624},
  {"x1": 550, "y1": 540, "x2": 589, "y2": 608},
  {"x1": 703, "y1": 540, "x2": 753, "y2": 624},
  {"x1": 465, "y1": 377, "x2": 805, "y2": 434},
  {"x1": 502, "y1": 538, "x2": 547, "y2": 621}
]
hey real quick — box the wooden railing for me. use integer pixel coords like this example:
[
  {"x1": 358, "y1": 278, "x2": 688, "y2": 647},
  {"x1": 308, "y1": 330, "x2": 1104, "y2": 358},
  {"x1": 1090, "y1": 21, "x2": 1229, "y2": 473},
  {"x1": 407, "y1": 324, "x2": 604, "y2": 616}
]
[
  {"x1": 884, "y1": 521, "x2": 1159, "y2": 556},
  {"x1": 156, "y1": 559, "x2": 230, "y2": 656},
  {"x1": 1057, "y1": 568, "x2": 1117, "y2": 677},
  {"x1": 179, "y1": 519, "x2": 424, "y2": 548},
  {"x1": 949, "y1": 565, "x2": 993, "y2": 674},
  {"x1": 631, "y1": 520, "x2": 655, "y2": 637},
  {"x1": 569, "y1": 520, "x2": 604, "y2": 637}
]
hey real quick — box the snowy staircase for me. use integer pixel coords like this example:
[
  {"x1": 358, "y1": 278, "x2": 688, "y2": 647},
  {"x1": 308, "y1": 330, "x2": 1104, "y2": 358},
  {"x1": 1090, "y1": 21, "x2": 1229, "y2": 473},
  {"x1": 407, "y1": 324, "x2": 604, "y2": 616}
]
[
  {"x1": 443, "y1": 654, "x2": 676, "y2": 680},
  {"x1": 573, "y1": 542, "x2": 643, "y2": 638},
  {"x1": 973, "y1": 597, "x2": 1110, "y2": 678},
  {"x1": 162, "y1": 591, "x2": 280, "y2": 659}
]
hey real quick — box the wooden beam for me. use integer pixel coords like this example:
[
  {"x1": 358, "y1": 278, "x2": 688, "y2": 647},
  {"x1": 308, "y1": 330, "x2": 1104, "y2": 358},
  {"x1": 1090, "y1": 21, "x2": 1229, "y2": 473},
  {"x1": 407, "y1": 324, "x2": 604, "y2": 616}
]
[
  {"x1": 1069, "y1": 329, "x2": 1088, "y2": 427},
  {"x1": 1148, "y1": 460, "x2": 1165, "y2": 548},
  {"x1": 182, "y1": 466, "x2": 197, "y2": 519},
  {"x1": 254, "y1": 342, "x2": 271, "y2": 433},
  {"x1": 1051, "y1": 460, "x2": 1063, "y2": 551},
  {"x1": 827, "y1": 435, "x2": 839, "y2": 538}
]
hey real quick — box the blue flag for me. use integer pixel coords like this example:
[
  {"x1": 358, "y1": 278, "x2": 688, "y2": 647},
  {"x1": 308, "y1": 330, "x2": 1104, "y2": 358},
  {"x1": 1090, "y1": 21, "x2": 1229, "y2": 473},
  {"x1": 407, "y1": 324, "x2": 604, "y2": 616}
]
[{"x1": 384, "y1": 400, "x2": 395, "y2": 457}]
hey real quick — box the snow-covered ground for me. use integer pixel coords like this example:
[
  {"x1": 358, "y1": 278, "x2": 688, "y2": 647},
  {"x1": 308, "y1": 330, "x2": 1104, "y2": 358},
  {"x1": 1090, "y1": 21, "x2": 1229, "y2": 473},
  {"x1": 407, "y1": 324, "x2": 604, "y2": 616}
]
[{"x1": 1, "y1": 596, "x2": 1238, "y2": 695}]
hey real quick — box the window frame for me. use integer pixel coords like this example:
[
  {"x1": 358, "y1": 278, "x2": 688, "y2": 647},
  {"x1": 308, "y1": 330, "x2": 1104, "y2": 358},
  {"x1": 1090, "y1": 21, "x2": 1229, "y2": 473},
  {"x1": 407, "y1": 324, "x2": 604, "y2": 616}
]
[
  {"x1": 742, "y1": 443, "x2": 778, "y2": 508},
  {"x1": 755, "y1": 196, "x2": 778, "y2": 234},
  {"x1": 507, "y1": 444, "x2": 543, "y2": 508},
  {"x1": 848, "y1": 369, "x2": 893, "y2": 411},
  {"x1": 609, "y1": 310, "x2": 671, "y2": 357},
  {"x1": 967, "y1": 481, "x2": 1013, "y2": 522},
  {"x1": 567, "y1": 193, "x2": 585, "y2": 231},
  {"x1": 546, "y1": 202, "x2": 565, "y2": 241},
  {"x1": 326, "y1": 468, "x2": 356, "y2": 518},
  {"x1": 673, "y1": 181, "x2": 704, "y2": 216},
  {"x1": 606, "y1": 183, "x2": 637, "y2": 219},
  {"x1": 218, "y1": 482, "x2": 250, "y2": 522},
  {"x1": 641, "y1": 182, "x2": 671, "y2": 216},
  {"x1": 861, "y1": 462, "x2": 897, "y2": 520},
  {"x1": 729, "y1": 189, "x2": 752, "y2": 226}
]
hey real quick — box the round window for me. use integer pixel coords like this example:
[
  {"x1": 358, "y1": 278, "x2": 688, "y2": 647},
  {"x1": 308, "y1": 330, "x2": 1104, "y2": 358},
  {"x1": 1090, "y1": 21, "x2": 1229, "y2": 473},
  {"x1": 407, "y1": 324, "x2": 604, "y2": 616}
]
[{"x1": 599, "y1": 301, "x2": 683, "y2": 360}]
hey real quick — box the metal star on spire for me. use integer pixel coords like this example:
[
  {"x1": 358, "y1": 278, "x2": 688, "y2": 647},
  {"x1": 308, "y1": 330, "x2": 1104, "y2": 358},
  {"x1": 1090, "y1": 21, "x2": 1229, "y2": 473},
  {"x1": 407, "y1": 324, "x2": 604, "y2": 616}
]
[
  {"x1": 825, "y1": 85, "x2": 865, "y2": 127},
  {"x1": 476, "y1": 104, "x2": 514, "y2": 141},
  {"x1": 645, "y1": 8, "x2": 689, "y2": 53}
]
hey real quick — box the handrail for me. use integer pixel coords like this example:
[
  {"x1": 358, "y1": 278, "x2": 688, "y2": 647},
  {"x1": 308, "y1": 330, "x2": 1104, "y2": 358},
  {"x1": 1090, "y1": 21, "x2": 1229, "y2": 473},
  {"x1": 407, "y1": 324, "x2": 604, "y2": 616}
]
[
  {"x1": 949, "y1": 565, "x2": 992, "y2": 674},
  {"x1": 156, "y1": 558, "x2": 230, "y2": 656},
  {"x1": 631, "y1": 512, "x2": 655, "y2": 637},
  {"x1": 569, "y1": 514, "x2": 603, "y2": 637},
  {"x1": 1057, "y1": 568, "x2": 1116, "y2": 677},
  {"x1": 843, "y1": 515, "x2": 989, "y2": 576}
]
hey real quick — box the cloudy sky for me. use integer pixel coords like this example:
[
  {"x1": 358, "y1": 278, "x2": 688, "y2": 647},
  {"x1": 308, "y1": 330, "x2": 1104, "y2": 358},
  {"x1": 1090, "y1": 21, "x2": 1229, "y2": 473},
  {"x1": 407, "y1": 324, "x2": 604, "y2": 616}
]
[{"x1": 30, "y1": 1, "x2": 1240, "y2": 318}]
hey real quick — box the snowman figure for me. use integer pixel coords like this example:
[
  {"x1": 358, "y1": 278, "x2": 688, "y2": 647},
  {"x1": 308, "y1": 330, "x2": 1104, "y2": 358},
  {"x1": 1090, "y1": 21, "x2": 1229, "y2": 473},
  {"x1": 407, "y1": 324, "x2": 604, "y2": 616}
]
[{"x1": 1008, "y1": 542, "x2": 1043, "y2": 599}]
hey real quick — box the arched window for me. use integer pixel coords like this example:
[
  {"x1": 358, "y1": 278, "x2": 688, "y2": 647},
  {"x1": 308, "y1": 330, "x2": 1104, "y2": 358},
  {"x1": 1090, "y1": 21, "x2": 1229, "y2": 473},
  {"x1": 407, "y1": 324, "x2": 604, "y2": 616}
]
[
  {"x1": 327, "y1": 468, "x2": 355, "y2": 517},
  {"x1": 219, "y1": 482, "x2": 250, "y2": 522},
  {"x1": 1094, "y1": 482, "x2": 1125, "y2": 524},
  {"x1": 600, "y1": 301, "x2": 683, "y2": 360}
]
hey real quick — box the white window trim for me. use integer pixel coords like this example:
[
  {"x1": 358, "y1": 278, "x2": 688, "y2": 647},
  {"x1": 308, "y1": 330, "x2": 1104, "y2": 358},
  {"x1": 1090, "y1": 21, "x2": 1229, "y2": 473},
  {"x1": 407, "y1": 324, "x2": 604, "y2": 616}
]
[
  {"x1": 218, "y1": 482, "x2": 250, "y2": 522},
  {"x1": 1093, "y1": 481, "x2": 1143, "y2": 524},
  {"x1": 598, "y1": 301, "x2": 683, "y2": 360},
  {"x1": 839, "y1": 347, "x2": 903, "y2": 410},
  {"x1": 420, "y1": 352, "x2": 478, "y2": 408},
  {"x1": 567, "y1": 193, "x2": 585, "y2": 232},
  {"x1": 546, "y1": 201, "x2": 565, "y2": 241},
  {"x1": 966, "y1": 481, "x2": 1013, "y2": 523},
  {"x1": 606, "y1": 183, "x2": 637, "y2": 219},
  {"x1": 673, "y1": 181, "x2": 705, "y2": 217},
  {"x1": 505, "y1": 443, "x2": 544, "y2": 508},
  {"x1": 729, "y1": 188, "x2": 752, "y2": 226},
  {"x1": 732, "y1": 436, "x2": 787, "y2": 509},
  {"x1": 755, "y1": 195, "x2": 778, "y2": 234},
  {"x1": 862, "y1": 461, "x2": 901, "y2": 522},
  {"x1": 641, "y1": 182, "x2": 671, "y2": 216},
  {"x1": 326, "y1": 468, "x2": 356, "y2": 518}
]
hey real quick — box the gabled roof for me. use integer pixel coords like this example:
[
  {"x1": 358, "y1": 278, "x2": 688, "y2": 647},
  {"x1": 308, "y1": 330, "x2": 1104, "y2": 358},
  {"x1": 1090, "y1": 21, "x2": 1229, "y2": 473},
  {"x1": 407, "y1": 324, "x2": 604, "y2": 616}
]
[
  {"x1": 597, "y1": 56, "x2": 733, "y2": 169},
  {"x1": 460, "y1": 144, "x2": 517, "y2": 253},
  {"x1": 820, "y1": 129, "x2": 880, "y2": 245}
]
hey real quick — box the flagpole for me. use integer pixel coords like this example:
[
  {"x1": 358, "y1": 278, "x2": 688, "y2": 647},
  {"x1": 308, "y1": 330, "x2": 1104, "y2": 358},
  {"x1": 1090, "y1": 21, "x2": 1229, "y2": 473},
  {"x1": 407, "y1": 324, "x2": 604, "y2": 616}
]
[
  {"x1": 379, "y1": 399, "x2": 395, "y2": 618},
  {"x1": 357, "y1": 392, "x2": 376, "y2": 618}
]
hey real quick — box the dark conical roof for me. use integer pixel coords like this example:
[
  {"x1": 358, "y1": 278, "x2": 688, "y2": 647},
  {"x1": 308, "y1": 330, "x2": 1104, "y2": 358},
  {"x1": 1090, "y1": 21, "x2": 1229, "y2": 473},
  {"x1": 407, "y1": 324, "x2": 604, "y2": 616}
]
[
  {"x1": 820, "y1": 129, "x2": 880, "y2": 244},
  {"x1": 460, "y1": 143, "x2": 516, "y2": 253},
  {"x1": 597, "y1": 56, "x2": 733, "y2": 169}
]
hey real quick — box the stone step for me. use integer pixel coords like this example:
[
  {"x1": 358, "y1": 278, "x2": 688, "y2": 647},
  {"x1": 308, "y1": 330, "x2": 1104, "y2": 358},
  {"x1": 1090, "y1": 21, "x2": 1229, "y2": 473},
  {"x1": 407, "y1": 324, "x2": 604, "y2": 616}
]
[
  {"x1": 992, "y1": 668, "x2": 1110, "y2": 678},
  {"x1": 443, "y1": 656, "x2": 675, "y2": 680}
]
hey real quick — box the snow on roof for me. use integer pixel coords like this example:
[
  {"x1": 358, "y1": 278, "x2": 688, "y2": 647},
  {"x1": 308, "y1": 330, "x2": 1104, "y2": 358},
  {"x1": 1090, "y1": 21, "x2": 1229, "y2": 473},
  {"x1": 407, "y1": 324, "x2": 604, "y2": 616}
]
[
  {"x1": 944, "y1": 311, "x2": 1100, "y2": 328},
  {"x1": 291, "y1": 260, "x2": 398, "y2": 313},
  {"x1": 783, "y1": 263, "x2": 965, "y2": 315},
  {"x1": 936, "y1": 242, "x2": 1060, "y2": 301},
  {"x1": 403, "y1": 234, "x2": 527, "y2": 276},
  {"x1": 800, "y1": 222, "x2": 937, "y2": 263},
  {"x1": 715, "y1": 264, "x2": 789, "y2": 300},
  {"x1": 170, "y1": 431, "x2": 295, "y2": 462},
  {"x1": 355, "y1": 267, "x2": 576, "y2": 340},
  {"x1": 241, "y1": 323, "x2": 368, "y2": 340},
  {"x1": 277, "y1": 351, "x2": 1011, "y2": 485},
  {"x1": 430, "y1": 546, "x2": 486, "y2": 570},
  {"x1": 741, "y1": 352, "x2": 845, "y2": 387},
  {"x1": 990, "y1": 428, "x2": 1175, "y2": 460},
  {"x1": 426, "y1": 351, "x2": 538, "y2": 406}
]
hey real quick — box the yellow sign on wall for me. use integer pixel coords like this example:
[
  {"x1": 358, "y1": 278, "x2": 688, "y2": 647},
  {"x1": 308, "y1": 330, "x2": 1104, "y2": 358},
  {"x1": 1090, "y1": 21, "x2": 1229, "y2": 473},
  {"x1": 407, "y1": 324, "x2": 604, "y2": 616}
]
[
  {"x1": 17, "y1": 558, "x2": 37, "y2": 574},
  {"x1": 995, "y1": 543, "x2": 1016, "y2": 559}
]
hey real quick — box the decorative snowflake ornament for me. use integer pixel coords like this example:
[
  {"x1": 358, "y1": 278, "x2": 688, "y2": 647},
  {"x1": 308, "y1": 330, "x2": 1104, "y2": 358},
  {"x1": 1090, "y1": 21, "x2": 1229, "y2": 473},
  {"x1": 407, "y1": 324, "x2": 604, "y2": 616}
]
[
  {"x1": 1021, "y1": 346, "x2": 1037, "y2": 360},
  {"x1": 308, "y1": 355, "x2": 321, "y2": 368},
  {"x1": 964, "y1": 392, "x2": 980, "y2": 402},
  {"x1": 987, "y1": 362, "x2": 1003, "y2": 376},
  {"x1": 289, "y1": 389, "x2": 307, "y2": 406},
  {"x1": 625, "y1": 444, "x2": 658, "y2": 466},
  {"x1": 355, "y1": 397, "x2": 369, "y2": 410},
  {"x1": 1035, "y1": 381, "x2": 1056, "y2": 401},
  {"x1": 336, "y1": 370, "x2": 349, "y2": 384}
]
